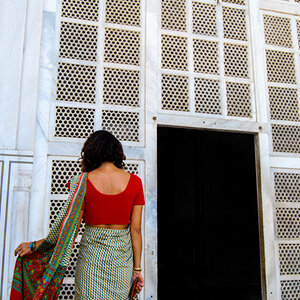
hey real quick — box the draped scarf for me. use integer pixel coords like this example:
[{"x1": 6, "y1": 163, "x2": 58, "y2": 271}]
[{"x1": 10, "y1": 173, "x2": 87, "y2": 300}]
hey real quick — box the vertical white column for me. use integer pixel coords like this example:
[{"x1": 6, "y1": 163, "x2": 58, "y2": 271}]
[
  {"x1": 249, "y1": 0, "x2": 280, "y2": 299},
  {"x1": 145, "y1": 0, "x2": 159, "y2": 299}
]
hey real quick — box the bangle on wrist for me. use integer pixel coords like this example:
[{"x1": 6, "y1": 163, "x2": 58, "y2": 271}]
[
  {"x1": 29, "y1": 241, "x2": 37, "y2": 252},
  {"x1": 29, "y1": 242, "x2": 34, "y2": 251},
  {"x1": 133, "y1": 267, "x2": 142, "y2": 271}
]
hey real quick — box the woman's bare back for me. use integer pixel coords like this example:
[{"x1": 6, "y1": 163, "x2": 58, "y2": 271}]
[{"x1": 86, "y1": 162, "x2": 131, "y2": 229}]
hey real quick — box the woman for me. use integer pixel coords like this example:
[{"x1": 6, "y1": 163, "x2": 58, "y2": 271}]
[{"x1": 12, "y1": 130, "x2": 145, "y2": 299}]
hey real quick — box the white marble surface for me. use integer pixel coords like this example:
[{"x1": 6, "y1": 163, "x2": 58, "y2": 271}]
[
  {"x1": 28, "y1": 10, "x2": 57, "y2": 240},
  {"x1": 0, "y1": 1, "x2": 27, "y2": 150},
  {"x1": 2, "y1": 0, "x2": 300, "y2": 299},
  {"x1": 17, "y1": 0, "x2": 44, "y2": 151},
  {"x1": 0, "y1": 156, "x2": 33, "y2": 300},
  {"x1": 44, "y1": 0, "x2": 57, "y2": 12}
]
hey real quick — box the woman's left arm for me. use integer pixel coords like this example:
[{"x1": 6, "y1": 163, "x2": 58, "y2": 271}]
[{"x1": 74, "y1": 210, "x2": 84, "y2": 240}]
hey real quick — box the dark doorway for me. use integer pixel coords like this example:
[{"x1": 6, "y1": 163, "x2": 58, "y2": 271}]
[{"x1": 157, "y1": 127, "x2": 262, "y2": 300}]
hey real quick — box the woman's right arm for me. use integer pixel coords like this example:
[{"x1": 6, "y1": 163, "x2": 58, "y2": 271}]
[
  {"x1": 14, "y1": 238, "x2": 45, "y2": 257},
  {"x1": 130, "y1": 205, "x2": 145, "y2": 295},
  {"x1": 130, "y1": 205, "x2": 143, "y2": 269}
]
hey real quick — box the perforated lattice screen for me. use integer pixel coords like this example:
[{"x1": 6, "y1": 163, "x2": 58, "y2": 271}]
[
  {"x1": 54, "y1": 106, "x2": 95, "y2": 138},
  {"x1": 192, "y1": 2, "x2": 217, "y2": 36},
  {"x1": 56, "y1": 63, "x2": 97, "y2": 104},
  {"x1": 263, "y1": 14, "x2": 292, "y2": 48},
  {"x1": 274, "y1": 172, "x2": 300, "y2": 203},
  {"x1": 279, "y1": 243, "x2": 300, "y2": 275},
  {"x1": 161, "y1": 74, "x2": 189, "y2": 112},
  {"x1": 271, "y1": 124, "x2": 300, "y2": 153},
  {"x1": 226, "y1": 82, "x2": 251, "y2": 118},
  {"x1": 194, "y1": 78, "x2": 221, "y2": 115},
  {"x1": 58, "y1": 284, "x2": 75, "y2": 300},
  {"x1": 54, "y1": 0, "x2": 144, "y2": 145},
  {"x1": 263, "y1": 12, "x2": 300, "y2": 161},
  {"x1": 61, "y1": 0, "x2": 99, "y2": 21},
  {"x1": 223, "y1": 6, "x2": 247, "y2": 41},
  {"x1": 161, "y1": 0, "x2": 186, "y2": 32},
  {"x1": 102, "y1": 110, "x2": 140, "y2": 142},
  {"x1": 281, "y1": 280, "x2": 300, "y2": 300},
  {"x1": 160, "y1": 0, "x2": 253, "y2": 118},
  {"x1": 105, "y1": 0, "x2": 141, "y2": 27},
  {"x1": 268, "y1": 87, "x2": 299, "y2": 122},
  {"x1": 59, "y1": 22, "x2": 98, "y2": 61},
  {"x1": 276, "y1": 208, "x2": 300, "y2": 238},
  {"x1": 103, "y1": 68, "x2": 140, "y2": 107},
  {"x1": 104, "y1": 28, "x2": 141, "y2": 66}
]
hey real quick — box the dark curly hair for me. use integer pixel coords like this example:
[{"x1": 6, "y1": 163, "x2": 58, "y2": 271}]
[{"x1": 80, "y1": 130, "x2": 126, "y2": 172}]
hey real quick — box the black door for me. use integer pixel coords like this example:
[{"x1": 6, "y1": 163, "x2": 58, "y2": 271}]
[{"x1": 158, "y1": 127, "x2": 262, "y2": 300}]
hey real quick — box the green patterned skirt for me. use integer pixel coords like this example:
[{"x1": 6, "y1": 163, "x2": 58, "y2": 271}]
[{"x1": 75, "y1": 226, "x2": 133, "y2": 299}]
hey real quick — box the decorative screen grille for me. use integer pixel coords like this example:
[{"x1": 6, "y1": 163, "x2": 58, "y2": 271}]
[
  {"x1": 49, "y1": 0, "x2": 145, "y2": 297},
  {"x1": 281, "y1": 280, "x2": 300, "y2": 300},
  {"x1": 52, "y1": 0, "x2": 144, "y2": 146},
  {"x1": 272, "y1": 167, "x2": 300, "y2": 298},
  {"x1": 263, "y1": 11, "x2": 300, "y2": 154},
  {"x1": 160, "y1": 0, "x2": 253, "y2": 119}
]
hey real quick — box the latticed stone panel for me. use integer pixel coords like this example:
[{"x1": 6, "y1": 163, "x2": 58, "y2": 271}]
[
  {"x1": 192, "y1": 2, "x2": 217, "y2": 37},
  {"x1": 265, "y1": 50, "x2": 296, "y2": 84},
  {"x1": 104, "y1": 28, "x2": 141, "y2": 66},
  {"x1": 160, "y1": 0, "x2": 252, "y2": 118},
  {"x1": 59, "y1": 22, "x2": 98, "y2": 61},
  {"x1": 278, "y1": 243, "x2": 300, "y2": 275},
  {"x1": 274, "y1": 172, "x2": 300, "y2": 203},
  {"x1": 103, "y1": 68, "x2": 140, "y2": 107},
  {"x1": 194, "y1": 78, "x2": 221, "y2": 115},
  {"x1": 56, "y1": 62, "x2": 97, "y2": 104},
  {"x1": 193, "y1": 39, "x2": 219, "y2": 75},
  {"x1": 54, "y1": 106, "x2": 95, "y2": 139},
  {"x1": 224, "y1": 43, "x2": 249, "y2": 78},
  {"x1": 226, "y1": 82, "x2": 252, "y2": 118},
  {"x1": 161, "y1": 0, "x2": 187, "y2": 32},
  {"x1": 105, "y1": 0, "x2": 141, "y2": 27},
  {"x1": 50, "y1": 159, "x2": 140, "y2": 195},
  {"x1": 280, "y1": 280, "x2": 300, "y2": 300},
  {"x1": 271, "y1": 124, "x2": 300, "y2": 153},
  {"x1": 58, "y1": 284, "x2": 75, "y2": 300},
  {"x1": 101, "y1": 110, "x2": 140, "y2": 142},
  {"x1": 222, "y1": 0, "x2": 246, "y2": 4},
  {"x1": 161, "y1": 74, "x2": 189, "y2": 112},
  {"x1": 223, "y1": 6, "x2": 247, "y2": 41},
  {"x1": 276, "y1": 208, "x2": 300, "y2": 239},
  {"x1": 161, "y1": 34, "x2": 188, "y2": 71},
  {"x1": 268, "y1": 86, "x2": 299, "y2": 122},
  {"x1": 51, "y1": 160, "x2": 82, "y2": 194},
  {"x1": 61, "y1": 0, "x2": 100, "y2": 21},
  {"x1": 65, "y1": 242, "x2": 80, "y2": 277},
  {"x1": 263, "y1": 14, "x2": 293, "y2": 48}
]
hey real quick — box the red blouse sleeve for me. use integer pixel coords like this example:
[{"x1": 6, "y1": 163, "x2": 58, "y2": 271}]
[{"x1": 133, "y1": 177, "x2": 145, "y2": 206}]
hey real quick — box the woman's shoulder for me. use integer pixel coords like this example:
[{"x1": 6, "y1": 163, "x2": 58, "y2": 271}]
[
  {"x1": 129, "y1": 172, "x2": 142, "y2": 182},
  {"x1": 129, "y1": 173, "x2": 143, "y2": 190}
]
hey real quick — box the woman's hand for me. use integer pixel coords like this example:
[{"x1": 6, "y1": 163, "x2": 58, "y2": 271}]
[
  {"x1": 14, "y1": 242, "x2": 32, "y2": 257},
  {"x1": 133, "y1": 271, "x2": 144, "y2": 296}
]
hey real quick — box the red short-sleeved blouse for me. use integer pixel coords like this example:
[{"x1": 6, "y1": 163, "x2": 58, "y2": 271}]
[{"x1": 67, "y1": 173, "x2": 145, "y2": 225}]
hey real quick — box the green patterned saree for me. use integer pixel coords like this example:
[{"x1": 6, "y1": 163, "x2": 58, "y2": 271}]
[{"x1": 10, "y1": 173, "x2": 87, "y2": 300}]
